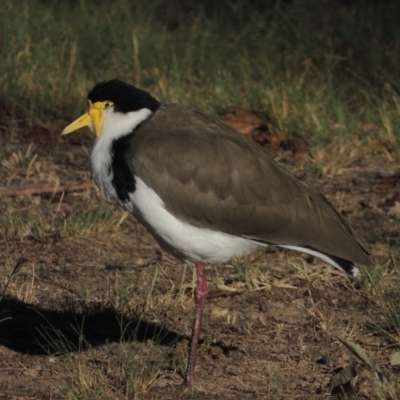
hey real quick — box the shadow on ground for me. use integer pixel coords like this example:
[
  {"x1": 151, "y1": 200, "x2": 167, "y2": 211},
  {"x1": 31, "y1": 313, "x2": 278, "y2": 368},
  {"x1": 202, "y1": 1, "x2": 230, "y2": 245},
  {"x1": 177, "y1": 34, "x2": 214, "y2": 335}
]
[
  {"x1": 0, "y1": 295, "x2": 238, "y2": 359},
  {"x1": 0, "y1": 295, "x2": 182, "y2": 355}
]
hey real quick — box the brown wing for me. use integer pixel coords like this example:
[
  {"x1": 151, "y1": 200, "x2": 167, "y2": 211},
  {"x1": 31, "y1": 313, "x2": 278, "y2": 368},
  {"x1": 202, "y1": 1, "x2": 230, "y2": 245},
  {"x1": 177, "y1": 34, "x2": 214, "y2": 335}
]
[{"x1": 129, "y1": 104, "x2": 370, "y2": 265}]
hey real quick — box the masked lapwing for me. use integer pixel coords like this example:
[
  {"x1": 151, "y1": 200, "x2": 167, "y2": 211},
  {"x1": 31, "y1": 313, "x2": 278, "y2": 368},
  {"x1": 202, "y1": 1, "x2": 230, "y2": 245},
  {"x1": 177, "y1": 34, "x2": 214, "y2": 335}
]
[{"x1": 62, "y1": 79, "x2": 371, "y2": 387}]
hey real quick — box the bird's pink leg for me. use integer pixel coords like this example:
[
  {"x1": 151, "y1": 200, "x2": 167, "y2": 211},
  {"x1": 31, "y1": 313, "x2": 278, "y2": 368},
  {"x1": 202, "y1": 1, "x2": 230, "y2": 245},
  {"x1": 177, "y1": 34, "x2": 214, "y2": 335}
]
[{"x1": 183, "y1": 261, "x2": 208, "y2": 387}]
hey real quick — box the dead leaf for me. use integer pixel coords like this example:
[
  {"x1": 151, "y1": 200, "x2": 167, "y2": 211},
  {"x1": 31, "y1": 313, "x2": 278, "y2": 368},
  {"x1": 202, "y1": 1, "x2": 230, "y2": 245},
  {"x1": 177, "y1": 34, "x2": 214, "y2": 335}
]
[
  {"x1": 221, "y1": 108, "x2": 265, "y2": 136},
  {"x1": 376, "y1": 176, "x2": 400, "y2": 189},
  {"x1": 366, "y1": 139, "x2": 390, "y2": 152},
  {"x1": 266, "y1": 133, "x2": 282, "y2": 146},
  {"x1": 390, "y1": 351, "x2": 400, "y2": 367},
  {"x1": 337, "y1": 336, "x2": 375, "y2": 369},
  {"x1": 331, "y1": 365, "x2": 357, "y2": 394},
  {"x1": 355, "y1": 334, "x2": 381, "y2": 347},
  {"x1": 280, "y1": 139, "x2": 308, "y2": 160}
]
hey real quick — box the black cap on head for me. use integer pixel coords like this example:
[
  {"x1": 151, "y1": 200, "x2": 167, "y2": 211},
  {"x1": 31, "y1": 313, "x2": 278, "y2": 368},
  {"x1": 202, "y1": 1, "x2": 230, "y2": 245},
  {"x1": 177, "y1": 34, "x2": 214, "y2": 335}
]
[{"x1": 88, "y1": 80, "x2": 160, "y2": 113}]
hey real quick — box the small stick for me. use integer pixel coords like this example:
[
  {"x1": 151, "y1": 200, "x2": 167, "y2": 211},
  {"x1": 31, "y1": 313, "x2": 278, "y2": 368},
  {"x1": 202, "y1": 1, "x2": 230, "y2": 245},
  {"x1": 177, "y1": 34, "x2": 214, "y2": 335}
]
[{"x1": 0, "y1": 182, "x2": 95, "y2": 197}]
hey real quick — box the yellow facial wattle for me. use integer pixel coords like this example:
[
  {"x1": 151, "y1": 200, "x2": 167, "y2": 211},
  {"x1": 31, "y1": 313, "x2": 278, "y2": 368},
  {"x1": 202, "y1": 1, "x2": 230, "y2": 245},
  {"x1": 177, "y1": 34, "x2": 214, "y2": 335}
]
[{"x1": 61, "y1": 100, "x2": 114, "y2": 137}]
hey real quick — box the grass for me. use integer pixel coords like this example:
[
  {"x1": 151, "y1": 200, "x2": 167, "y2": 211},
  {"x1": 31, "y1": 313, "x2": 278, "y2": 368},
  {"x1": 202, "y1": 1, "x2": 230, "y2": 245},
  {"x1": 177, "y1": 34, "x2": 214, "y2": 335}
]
[
  {"x1": 0, "y1": 199, "x2": 121, "y2": 241},
  {"x1": 1, "y1": 225, "x2": 399, "y2": 398},
  {"x1": 1, "y1": 0, "x2": 400, "y2": 399},
  {"x1": 363, "y1": 263, "x2": 400, "y2": 347},
  {"x1": 0, "y1": 0, "x2": 399, "y2": 155},
  {"x1": 38, "y1": 314, "x2": 177, "y2": 399}
]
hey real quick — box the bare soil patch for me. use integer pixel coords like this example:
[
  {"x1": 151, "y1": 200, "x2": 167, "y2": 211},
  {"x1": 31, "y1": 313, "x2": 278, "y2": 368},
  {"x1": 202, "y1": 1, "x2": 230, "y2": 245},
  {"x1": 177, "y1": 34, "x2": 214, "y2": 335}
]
[{"x1": 0, "y1": 126, "x2": 399, "y2": 399}]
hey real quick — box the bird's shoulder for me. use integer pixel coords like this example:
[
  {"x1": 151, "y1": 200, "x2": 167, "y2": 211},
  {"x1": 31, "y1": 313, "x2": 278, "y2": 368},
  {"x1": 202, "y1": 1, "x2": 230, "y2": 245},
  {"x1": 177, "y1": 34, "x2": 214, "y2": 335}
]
[
  {"x1": 129, "y1": 103, "x2": 296, "y2": 202},
  {"x1": 123, "y1": 103, "x2": 311, "y2": 232}
]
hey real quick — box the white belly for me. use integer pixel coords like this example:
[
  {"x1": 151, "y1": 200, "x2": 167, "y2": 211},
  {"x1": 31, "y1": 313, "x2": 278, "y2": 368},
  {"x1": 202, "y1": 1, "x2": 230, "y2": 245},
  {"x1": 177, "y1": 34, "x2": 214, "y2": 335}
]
[{"x1": 129, "y1": 177, "x2": 260, "y2": 264}]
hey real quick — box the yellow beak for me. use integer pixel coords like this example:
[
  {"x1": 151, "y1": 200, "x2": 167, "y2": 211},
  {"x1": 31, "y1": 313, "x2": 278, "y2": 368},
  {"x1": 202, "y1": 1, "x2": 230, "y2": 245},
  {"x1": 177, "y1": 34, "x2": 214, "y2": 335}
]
[{"x1": 61, "y1": 100, "x2": 105, "y2": 137}]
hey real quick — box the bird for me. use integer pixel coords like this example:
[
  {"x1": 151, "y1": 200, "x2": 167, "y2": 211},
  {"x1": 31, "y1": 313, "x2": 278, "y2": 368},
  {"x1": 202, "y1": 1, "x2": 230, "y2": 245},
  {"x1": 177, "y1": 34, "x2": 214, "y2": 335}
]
[{"x1": 61, "y1": 79, "x2": 371, "y2": 387}]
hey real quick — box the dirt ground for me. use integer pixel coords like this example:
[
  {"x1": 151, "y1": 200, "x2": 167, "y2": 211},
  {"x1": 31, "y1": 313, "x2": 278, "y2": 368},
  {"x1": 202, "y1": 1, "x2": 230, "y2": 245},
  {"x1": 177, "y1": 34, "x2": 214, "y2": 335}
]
[{"x1": 0, "y1": 125, "x2": 399, "y2": 399}]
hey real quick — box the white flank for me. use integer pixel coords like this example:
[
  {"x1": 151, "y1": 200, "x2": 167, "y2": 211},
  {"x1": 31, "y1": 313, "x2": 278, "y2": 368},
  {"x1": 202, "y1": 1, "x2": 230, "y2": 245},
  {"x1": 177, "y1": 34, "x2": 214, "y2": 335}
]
[
  {"x1": 130, "y1": 177, "x2": 260, "y2": 264},
  {"x1": 277, "y1": 245, "x2": 359, "y2": 277},
  {"x1": 90, "y1": 107, "x2": 152, "y2": 204}
]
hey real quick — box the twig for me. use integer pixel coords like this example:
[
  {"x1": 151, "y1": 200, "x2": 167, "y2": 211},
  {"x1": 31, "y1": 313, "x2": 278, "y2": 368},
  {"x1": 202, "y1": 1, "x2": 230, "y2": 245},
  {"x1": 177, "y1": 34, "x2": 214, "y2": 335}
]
[{"x1": 0, "y1": 182, "x2": 95, "y2": 197}]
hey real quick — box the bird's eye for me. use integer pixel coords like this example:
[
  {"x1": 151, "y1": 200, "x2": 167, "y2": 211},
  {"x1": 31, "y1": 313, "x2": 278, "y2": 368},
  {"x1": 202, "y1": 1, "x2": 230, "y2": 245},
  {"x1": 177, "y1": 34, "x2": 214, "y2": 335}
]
[{"x1": 104, "y1": 101, "x2": 113, "y2": 108}]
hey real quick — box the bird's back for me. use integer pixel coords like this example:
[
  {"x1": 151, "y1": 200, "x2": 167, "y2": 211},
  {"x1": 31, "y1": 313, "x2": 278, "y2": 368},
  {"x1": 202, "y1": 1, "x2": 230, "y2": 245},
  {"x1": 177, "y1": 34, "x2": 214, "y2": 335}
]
[{"x1": 122, "y1": 103, "x2": 370, "y2": 267}]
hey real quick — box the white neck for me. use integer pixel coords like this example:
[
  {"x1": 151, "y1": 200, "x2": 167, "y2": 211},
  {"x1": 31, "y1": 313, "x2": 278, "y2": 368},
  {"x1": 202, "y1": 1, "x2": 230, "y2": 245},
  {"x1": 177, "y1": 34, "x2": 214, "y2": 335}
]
[{"x1": 90, "y1": 107, "x2": 153, "y2": 203}]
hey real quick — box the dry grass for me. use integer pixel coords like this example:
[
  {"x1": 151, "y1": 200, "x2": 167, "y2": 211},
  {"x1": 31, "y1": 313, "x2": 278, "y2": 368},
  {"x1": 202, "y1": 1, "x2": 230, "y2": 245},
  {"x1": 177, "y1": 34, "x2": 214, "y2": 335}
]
[
  {"x1": 1, "y1": 0, "x2": 400, "y2": 160},
  {"x1": 0, "y1": 127, "x2": 399, "y2": 398},
  {"x1": 0, "y1": 1, "x2": 400, "y2": 398}
]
